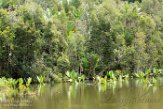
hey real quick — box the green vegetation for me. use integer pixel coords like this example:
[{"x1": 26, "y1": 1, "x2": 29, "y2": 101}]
[
  {"x1": 37, "y1": 75, "x2": 45, "y2": 85},
  {"x1": 1, "y1": 1, "x2": 163, "y2": 108},
  {"x1": 26, "y1": 77, "x2": 32, "y2": 87},
  {"x1": 107, "y1": 71, "x2": 116, "y2": 80},
  {"x1": 135, "y1": 72, "x2": 146, "y2": 78},
  {"x1": 66, "y1": 71, "x2": 78, "y2": 82},
  {"x1": 0, "y1": 0, "x2": 162, "y2": 84},
  {"x1": 0, "y1": 77, "x2": 34, "y2": 96},
  {"x1": 66, "y1": 70, "x2": 85, "y2": 82},
  {"x1": 78, "y1": 75, "x2": 85, "y2": 82}
]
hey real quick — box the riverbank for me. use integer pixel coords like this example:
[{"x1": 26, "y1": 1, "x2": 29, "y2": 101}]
[{"x1": 0, "y1": 68, "x2": 163, "y2": 98}]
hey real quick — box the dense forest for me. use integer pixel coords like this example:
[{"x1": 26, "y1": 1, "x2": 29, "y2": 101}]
[{"x1": 0, "y1": 0, "x2": 163, "y2": 81}]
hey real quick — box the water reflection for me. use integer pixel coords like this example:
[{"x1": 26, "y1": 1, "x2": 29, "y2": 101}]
[
  {"x1": 0, "y1": 79, "x2": 163, "y2": 109},
  {"x1": 37, "y1": 84, "x2": 45, "y2": 96}
]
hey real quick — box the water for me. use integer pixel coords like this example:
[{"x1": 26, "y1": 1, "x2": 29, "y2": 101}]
[{"x1": 0, "y1": 79, "x2": 163, "y2": 109}]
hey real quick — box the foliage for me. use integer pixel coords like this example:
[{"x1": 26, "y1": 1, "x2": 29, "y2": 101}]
[
  {"x1": 100, "y1": 77, "x2": 107, "y2": 85},
  {"x1": 26, "y1": 77, "x2": 32, "y2": 87},
  {"x1": 66, "y1": 70, "x2": 78, "y2": 82},
  {"x1": 0, "y1": 0, "x2": 162, "y2": 81},
  {"x1": 87, "y1": 0, "x2": 163, "y2": 74},
  {"x1": 37, "y1": 75, "x2": 45, "y2": 85},
  {"x1": 107, "y1": 71, "x2": 116, "y2": 80},
  {"x1": 78, "y1": 75, "x2": 85, "y2": 82},
  {"x1": 153, "y1": 68, "x2": 159, "y2": 75},
  {"x1": 66, "y1": 70, "x2": 86, "y2": 82},
  {"x1": 81, "y1": 52, "x2": 100, "y2": 77},
  {"x1": 0, "y1": 77, "x2": 35, "y2": 96},
  {"x1": 135, "y1": 72, "x2": 146, "y2": 78},
  {"x1": 96, "y1": 75, "x2": 107, "y2": 85}
]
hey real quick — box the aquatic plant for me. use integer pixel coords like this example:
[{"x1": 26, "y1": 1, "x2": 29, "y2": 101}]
[
  {"x1": 66, "y1": 70, "x2": 78, "y2": 82},
  {"x1": 159, "y1": 69, "x2": 163, "y2": 74},
  {"x1": 78, "y1": 75, "x2": 85, "y2": 82},
  {"x1": 100, "y1": 76, "x2": 107, "y2": 85},
  {"x1": 53, "y1": 74, "x2": 62, "y2": 82},
  {"x1": 96, "y1": 75, "x2": 107, "y2": 85},
  {"x1": 0, "y1": 77, "x2": 36, "y2": 98},
  {"x1": 145, "y1": 69, "x2": 151, "y2": 75},
  {"x1": 26, "y1": 77, "x2": 32, "y2": 87},
  {"x1": 37, "y1": 75, "x2": 45, "y2": 85},
  {"x1": 6, "y1": 78, "x2": 18, "y2": 89},
  {"x1": 0, "y1": 77, "x2": 6, "y2": 87},
  {"x1": 96, "y1": 75, "x2": 101, "y2": 82},
  {"x1": 107, "y1": 71, "x2": 116, "y2": 80},
  {"x1": 118, "y1": 75, "x2": 123, "y2": 81},
  {"x1": 143, "y1": 78, "x2": 150, "y2": 84},
  {"x1": 18, "y1": 78, "x2": 24, "y2": 85},
  {"x1": 153, "y1": 68, "x2": 159, "y2": 76},
  {"x1": 135, "y1": 72, "x2": 145, "y2": 78},
  {"x1": 18, "y1": 78, "x2": 27, "y2": 92},
  {"x1": 123, "y1": 74, "x2": 129, "y2": 80}
]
